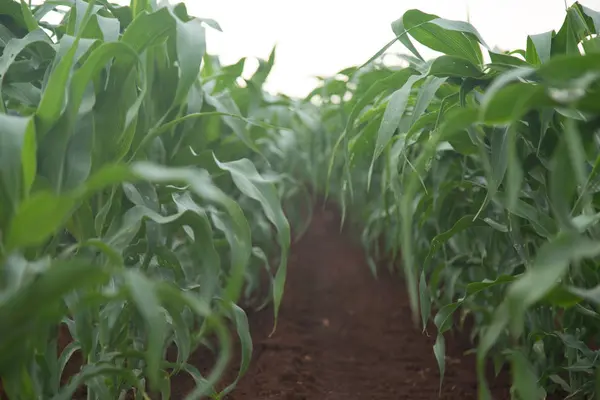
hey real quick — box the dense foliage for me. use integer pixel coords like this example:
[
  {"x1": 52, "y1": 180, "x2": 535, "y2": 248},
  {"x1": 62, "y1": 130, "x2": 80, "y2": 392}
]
[
  {"x1": 302, "y1": 3, "x2": 600, "y2": 399},
  {"x1": 2, "y1": 0, "x2": 600, "y2": 399},
  {"x1": 0, "y1": 0, "x2": 311, "y2": 398}
]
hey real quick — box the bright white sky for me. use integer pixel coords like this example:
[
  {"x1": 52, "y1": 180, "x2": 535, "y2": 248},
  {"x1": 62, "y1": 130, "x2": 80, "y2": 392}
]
[
  {"x1": 39, "y1": 0, "x2": 600, "y2": 97},
  {"x1": 189, "y1": 0, "x2": 600, "y2": 97}
]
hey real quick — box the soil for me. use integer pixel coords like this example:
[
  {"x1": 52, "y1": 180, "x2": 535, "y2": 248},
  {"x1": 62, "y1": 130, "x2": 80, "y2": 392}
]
[
  {"x1": 172, "y1": 205, "x2": 511, "y2": 399},
  {"x1": 1, "y1": 205, "x2": 512, "y2": 400}
]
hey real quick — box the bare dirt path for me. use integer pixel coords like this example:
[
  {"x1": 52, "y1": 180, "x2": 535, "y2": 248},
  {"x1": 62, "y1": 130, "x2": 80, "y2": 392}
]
[{"x1": 206, "y1": 206, "x2": 510, "y2": 400}]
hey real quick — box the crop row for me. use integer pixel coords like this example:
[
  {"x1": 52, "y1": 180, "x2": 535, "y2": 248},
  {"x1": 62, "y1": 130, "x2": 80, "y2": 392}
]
[
  {"x1": 0, "y1": 0, "x2": 309, "y2": 398},
  {"x1": 2, "y1": 0, "x2": 600, "y2": 399},
  {"x1": 301, "y1": 3, "x2": 600, "y2": 399}
]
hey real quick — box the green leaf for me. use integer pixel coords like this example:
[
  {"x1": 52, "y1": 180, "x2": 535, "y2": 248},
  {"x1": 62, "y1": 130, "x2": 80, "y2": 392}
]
[
  {"x1": 66, "y1": 0, "x2": 103, "y2": 36},
  {"x1": 505, "y1": 124, "x2": 523, "y2": 211},
  {"x1": 170, "y1": 16, "x2": 205, "y2": 108},
  {"x1": 511, "y1": 350, "x2": 545, "y2": 400},
  {"x1": 62, "y1": 113, "x2": 94, "y2": 190},
  {"x1": 0, "y1": 258, "x2": 110, "y2": 374},
  {"x1": 204, "y1": 92, "x2": 265, "y2": 159},
  {"x1": 53, "y1": 364, "x2": 141, "y2": 400},
  {"x1": 549, "y1": 139, "x2": 578, "y2": 231},
  {"x1": 217, "y1": 302, "x2": 252, "y2": 396},
  {"x1": 506, "y1": 233, "x2": 600, "y2": 337},
  {"x1": 434, "y1": 302, "x2": 462, "y2": 334},
  {"x1": 425, "y1": 215, "x2": 486, "y2": 264},
  {"x1": 419, "y1": 270, "x2": 431, "y2": 331},
  {"x1": 36, "y1": 36, "x2": 80, "y2": 137},
  {"x1": 401, "y1": 107, "x2": 479, "y2": 321},
  {"x1": 250, "y1": 45, "x2": 276, "y2": 87},
  {"x1": 5, "y1": 191, "x2": 76, "y2": 251},
  {"x1": 480, "y1": 82, "x2": 547, "y2": 124},
  {"x1": 95, "y1": 14, "x2": 121, "y2": 42},
  {"x1": 428, "y1": 55, "x2": 484, "y2": 78},
  {"x1": 123, "y1": 270, "x2": 166, "y2": 391},
  {"x1": 390, "y1": 16, "x2": 424, "y2": 61},
  {"x1": 130, "y1": 162, "x2": 252, "y2": 303},
  {"x1": 214, "y1": 156, "x2": 290, "y2": 333},
  {"x1": 526, "y1": 31, "x2": 553, "y2": 65},
  {"x1": 120, "y1": 6, "x2": 175, "y2": 54},
  {"x1": 411, "y1": 76, "x2": 447, "y2": 126},
  {"x1": 68, "y1": 41, "x2": 139, "y2": 122},
  {"x1": 536, "y1": 53, "x2": 600, "y2": 86},
  {"x1": 479, "y1": 66, "x2": 534, "y2": 111},
  {"x1": 477, "y1": 303, "x2": 510, "y2": 399},
  {"x1": 369, "y1": 74, "x2": 422, "y2": 187},
  {"x1": 0, "y1": 114, "x2": 36, "y2": 227},
  {"x1": 466, "y1": 275, "x2": 516, "y2": 296},
  {"x1": 542, "y1": 285, "x2": 582, "y2": 307},
  {"x1": 433, "y1": 335, "x2": 446, "y2": 396},
  {"x1": 490, "y1": 126, "x2": 509, "y2": 191},
  {"x1": 401, "y1": 9, "x2": 484, "y2": 65},
  {"x1": 325, "y1": 68, "x2": 419, "y2": 194},
  {"x1": 489, "y1": 51, "x2": 530, "y2": 67},
  {"x1": 171, "y1": 192, "x2": 221, "y2": 302},
  {"x1": 19, "y1": 0, "x2": 39, "y2": 32},
  {"x1": 0, "y1": 28, "x2": 54, "y2": 111}
]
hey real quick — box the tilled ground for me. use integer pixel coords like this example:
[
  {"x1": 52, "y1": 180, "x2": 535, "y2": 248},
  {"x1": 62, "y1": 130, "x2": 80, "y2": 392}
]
[{"x1": 174, "y1": 206, "x2": 511, "y2": 400}]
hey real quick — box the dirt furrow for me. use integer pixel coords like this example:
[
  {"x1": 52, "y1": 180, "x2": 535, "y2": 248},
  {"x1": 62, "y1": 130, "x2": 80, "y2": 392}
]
[{"x1": 209, "y1": 207, "x2": 510, "y2": 400}]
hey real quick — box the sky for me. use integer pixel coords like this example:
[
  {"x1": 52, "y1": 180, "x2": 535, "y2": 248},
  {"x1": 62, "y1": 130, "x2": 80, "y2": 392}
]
[
  {"x1": 37, "y1": 0, "x2": 600, "y2": 97},
  {"x1": 188, "y1": 0, "x2": 600, "y2": 97}
]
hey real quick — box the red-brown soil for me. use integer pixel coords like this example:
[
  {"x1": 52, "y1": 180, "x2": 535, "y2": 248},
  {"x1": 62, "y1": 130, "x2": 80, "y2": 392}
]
[
  {"x1": 174, "y1": 206, "x2": 511, "y2": 399},
  {"x1": 1, "y1": 206, "x2": 511, "y2": 400}
]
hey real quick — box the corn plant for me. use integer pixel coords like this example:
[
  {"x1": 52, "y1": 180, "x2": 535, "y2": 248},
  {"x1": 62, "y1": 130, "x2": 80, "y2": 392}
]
[
  {"x1": 297, "y1": 2, "x2": 600, "y2": 399},
  {"x1": 6, "y1": 0, "x2": 600, "y2": 399},
  {"x1": 0, "y1": 0, "x2": 298, "y2": 398}
]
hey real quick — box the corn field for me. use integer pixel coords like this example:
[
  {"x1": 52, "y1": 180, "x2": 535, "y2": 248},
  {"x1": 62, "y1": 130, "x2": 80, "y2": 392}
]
[{"x1": 1, "y1": 0, "x2": 600, "y2": 399}]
